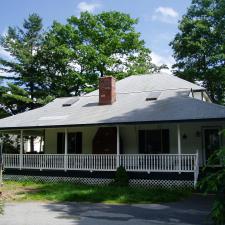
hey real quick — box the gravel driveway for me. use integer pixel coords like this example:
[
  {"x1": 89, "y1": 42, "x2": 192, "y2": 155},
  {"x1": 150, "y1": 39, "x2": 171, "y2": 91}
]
[{"x1": 0, "y1": 194, "x2": 213, "y2": 225}]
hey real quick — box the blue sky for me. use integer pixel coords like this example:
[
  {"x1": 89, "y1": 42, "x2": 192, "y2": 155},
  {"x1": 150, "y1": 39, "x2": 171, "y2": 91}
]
[{"x1": 0, "y1": 0, "x2": 191, "y2": 73}]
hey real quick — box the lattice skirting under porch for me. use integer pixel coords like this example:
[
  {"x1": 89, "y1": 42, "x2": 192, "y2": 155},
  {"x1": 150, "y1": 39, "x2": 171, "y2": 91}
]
[
  {"x1": 3, "y1": 175, "x2": 194, "y2": 189},
  {"x1": 129, "y1": 179, "x2": 193, "y2": 189}
]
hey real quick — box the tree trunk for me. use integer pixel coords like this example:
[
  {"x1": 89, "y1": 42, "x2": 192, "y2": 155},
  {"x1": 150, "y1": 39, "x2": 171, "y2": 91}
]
[{"x1": 100, "y1": 70, "x2": 104, "y2": 77}]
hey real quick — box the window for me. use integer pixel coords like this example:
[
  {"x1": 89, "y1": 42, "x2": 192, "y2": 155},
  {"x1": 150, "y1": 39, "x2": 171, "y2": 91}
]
[
  {"x1": 139, "y1": 129, "x2": 170, "y2": 154},
  {"x1": 145, "y1": 91, "x2": 161, "y2": 101},
  {"x1": 62, "y1": 97, "x2": 79, "y2": 107},
  {"x1": 57, "y1": 132, "x2": 82, "y2": 154}
]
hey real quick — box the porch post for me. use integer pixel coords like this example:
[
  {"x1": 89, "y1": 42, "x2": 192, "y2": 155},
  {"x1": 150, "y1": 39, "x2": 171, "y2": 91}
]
[
  {"x1": 64, "y1": 128, "x2": 68, "y2": 171},
  {"x1": 177, "y1": 124, "x2": 181, "y2": 173},
  {"x1": 116, "y1": 125, "x2": 120, "y2": 168},
  {"x1": 19, "y1": 130, "x2": 23, "y2": 170}
]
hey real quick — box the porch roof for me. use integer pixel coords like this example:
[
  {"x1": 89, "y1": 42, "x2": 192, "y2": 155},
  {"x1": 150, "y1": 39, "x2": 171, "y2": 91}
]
[{"x1": 0, "y1": 73, "x2": 225, "y2": 130}]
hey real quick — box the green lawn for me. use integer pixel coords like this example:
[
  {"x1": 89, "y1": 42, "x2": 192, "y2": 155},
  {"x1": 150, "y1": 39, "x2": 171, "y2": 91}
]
[{"x1": 1, "y1": 181, "x2": 192, "y2": 204}]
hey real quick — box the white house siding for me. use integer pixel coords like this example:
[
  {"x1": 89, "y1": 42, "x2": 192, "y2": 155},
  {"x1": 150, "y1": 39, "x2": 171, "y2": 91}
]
[{"x1": 44, "y1": 121, "x2": 225, "y2": 166}]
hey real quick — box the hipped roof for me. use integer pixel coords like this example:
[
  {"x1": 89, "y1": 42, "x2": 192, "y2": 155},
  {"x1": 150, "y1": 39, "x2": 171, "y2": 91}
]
[{"x1": 0, "y1": 73, "x2": 224, "y2": 130}]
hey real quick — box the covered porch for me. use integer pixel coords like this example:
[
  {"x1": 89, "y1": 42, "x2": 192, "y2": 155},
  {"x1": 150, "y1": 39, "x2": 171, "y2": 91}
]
[{"x1": 0, "y1": 122, "x2": 207, "y2": 185}]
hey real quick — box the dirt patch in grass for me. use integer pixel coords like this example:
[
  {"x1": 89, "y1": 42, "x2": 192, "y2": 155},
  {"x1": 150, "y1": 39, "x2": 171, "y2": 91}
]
[
  {"x1": 0, "y1": 181, "x2": 41, "y2": 201},
  {"x1": 1, "y1": 186, "x2": 38, "y2": 201}
]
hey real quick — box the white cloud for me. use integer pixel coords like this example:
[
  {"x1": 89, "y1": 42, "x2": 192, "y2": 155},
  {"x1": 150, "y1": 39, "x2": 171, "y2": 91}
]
[
  {"x1": 0, "y1": 30, "x2": 14, "y2": 79},
  {"x1": 156, "y1": 7, "x2": 178, "y2": 18},
  {"x1": 0, "y1": 29, "x2": 13, "y2": 60},
  {"x1": 0, "y1": 46, "x2": 12, "y2": 60},
  {"x1": 77, "y1": 1, "x2": 101, "y2": 13},
  {"x1": 152, "y1": 7, "x2": 179, "y2": 24},
  {"x1": 151, "y1": 52, "x2": 175, "y2": 74},
  {"x1": 1, "y1": 28, "x2": 8, "y2": 37}
]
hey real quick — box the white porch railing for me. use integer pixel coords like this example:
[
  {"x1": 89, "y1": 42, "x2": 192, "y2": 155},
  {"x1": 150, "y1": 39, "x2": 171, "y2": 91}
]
[
  {"x1": 119, "y1": 154, "x2": 197, "y2": 172},
  {"x1": 2, "y1": 153, "x2": 198, "y2": 173}
]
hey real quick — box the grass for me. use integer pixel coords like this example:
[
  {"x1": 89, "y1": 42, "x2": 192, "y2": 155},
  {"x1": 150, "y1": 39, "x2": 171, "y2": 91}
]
[{"x1": 0, "y1": 180, "x2": 192, "y2": 204}]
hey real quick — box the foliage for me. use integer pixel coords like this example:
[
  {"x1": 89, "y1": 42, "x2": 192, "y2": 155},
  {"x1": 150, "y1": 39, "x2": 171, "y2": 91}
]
[
  {"x1": 38, "y1": 11, "x2": 162, "y2": 96},
  {"x1": 113, "y1": 166, "x2": 129, "y2": 187},
  {"x1": 0, "y1": 83, "x2": 32, "y2": 116},
  {"x1": 170, "y1": 0, "x2": 225, "y2": 104},
  {"x1": 0, "y1": 13, "x2": 48, "y2": 110},
  {"x1": 2, "y1": 180, "x2": 191, "y2": 203},
  {"x1": 198, "y1": 130, "x2": 225, "y2": 225}
]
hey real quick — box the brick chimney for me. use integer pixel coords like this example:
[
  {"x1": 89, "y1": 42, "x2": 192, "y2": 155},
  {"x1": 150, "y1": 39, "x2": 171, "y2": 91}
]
[{"x1": 99, "y1": 76, "x2": 116, "y2": 105}]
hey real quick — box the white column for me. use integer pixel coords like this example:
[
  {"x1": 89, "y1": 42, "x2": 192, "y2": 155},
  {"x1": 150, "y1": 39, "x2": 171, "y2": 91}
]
[
  {"x1": 116, "y1": 125, "x2": 120, "y2": 168},
  {"x1": 177, "y1": 124, "x2": 181, "y2": 173},
  {"x1": 20, "y1": 130, "x2": 23, "y2": 170},
  {"x1": 64, "y1": 128, "x2": 68, "y2": 171}
]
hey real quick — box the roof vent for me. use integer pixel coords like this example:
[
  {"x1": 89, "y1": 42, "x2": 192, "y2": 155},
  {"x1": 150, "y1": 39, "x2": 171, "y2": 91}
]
[
  {"x1": 146, "y1": 91, "x2": 161, "y2": 101},
  {"x1": 62, "y1": 97, "x2": 79, "y2": 107}
]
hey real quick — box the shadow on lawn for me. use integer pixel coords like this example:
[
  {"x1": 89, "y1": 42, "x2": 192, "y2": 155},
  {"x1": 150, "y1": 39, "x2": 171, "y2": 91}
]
[{"x1": 42, "y1": 194, "x2": 214, "y2": 225}]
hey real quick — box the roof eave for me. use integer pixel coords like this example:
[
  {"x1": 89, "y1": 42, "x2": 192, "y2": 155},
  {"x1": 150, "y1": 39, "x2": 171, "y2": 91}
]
[{"x1": 0, "y1": 117, "x2": 225, "y2": 131}]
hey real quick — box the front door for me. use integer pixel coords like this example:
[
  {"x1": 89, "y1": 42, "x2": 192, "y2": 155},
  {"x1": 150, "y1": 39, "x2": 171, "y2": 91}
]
[
  {"x1": 92, "y1": 127, "x2": 117, "y2": 154},
  {"x1": 203, "y1": 128, "x2": 220, "y2": 163}
]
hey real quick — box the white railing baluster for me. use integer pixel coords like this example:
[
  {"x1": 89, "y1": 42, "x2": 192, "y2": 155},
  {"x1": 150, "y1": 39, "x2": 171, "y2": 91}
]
[{"x1": 2, "y1": 153, "x2": 198, "y2": 175}]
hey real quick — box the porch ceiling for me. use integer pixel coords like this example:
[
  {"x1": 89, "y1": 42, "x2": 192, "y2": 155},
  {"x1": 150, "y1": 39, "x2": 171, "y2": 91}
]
[{"x1": 0, "y1": 129, "x2": 44, "y2": 136}]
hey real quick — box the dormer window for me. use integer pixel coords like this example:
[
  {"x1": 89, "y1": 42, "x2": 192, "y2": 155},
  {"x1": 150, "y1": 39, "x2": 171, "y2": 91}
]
[
  {"x1": 146, "y1": 91, "x2": 161, "y2": 101},
  {"x1": 62, "y1": 97, "x2": 79, "y2": 107}
]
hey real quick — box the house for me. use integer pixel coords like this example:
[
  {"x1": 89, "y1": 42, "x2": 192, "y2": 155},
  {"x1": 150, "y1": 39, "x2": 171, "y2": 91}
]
[{"x1": 0, "y1": 73, "x2": 225, "y2": 188}]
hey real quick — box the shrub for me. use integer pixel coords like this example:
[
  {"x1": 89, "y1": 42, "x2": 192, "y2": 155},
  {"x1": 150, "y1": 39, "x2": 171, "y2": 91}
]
[
  {"x1": 113, "y1": 166, "x2": 129, "y2": 187},
  {"x1": 198, "y1": 130, "x2": 225, "y2": 225}
]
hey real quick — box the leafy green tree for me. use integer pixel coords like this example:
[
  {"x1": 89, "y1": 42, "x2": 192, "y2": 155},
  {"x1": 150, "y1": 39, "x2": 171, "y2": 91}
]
[
  {"x1": 199, "y1": 130, "x2": 225, "y2": 225},
  {"x1": 39, "y1": 11, "x2": 160, "y2": 95},
  {"x1": 68, "y1": 11, "x2": 156, "y2": 77},
  {"x1": 0, "y1": 13, "x2": 48, "y2": 109},
  {"x1": 0, "y1": 83, "x2": 33, "y2": 116},
  {"x1": 170, "y1": 0, "x2": 225, "y2": 104},
  {"x1": 36, "y1": 21, "x2": 90, "y2": 97}
]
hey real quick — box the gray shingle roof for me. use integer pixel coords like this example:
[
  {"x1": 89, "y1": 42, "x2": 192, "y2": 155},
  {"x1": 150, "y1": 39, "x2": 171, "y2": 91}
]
[{"x1": 0, "y1": 73, "x2": 224, "y2": 130}]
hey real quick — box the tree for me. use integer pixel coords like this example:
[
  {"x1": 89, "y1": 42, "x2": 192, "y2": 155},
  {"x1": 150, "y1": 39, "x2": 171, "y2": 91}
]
[
  {"x1": 170, "y1": 0, "x2": 225, "y2": 104},
  {"x1": 199, "y1": 130, "x2": 225, "y2": 225},
  {"x1": 39, "y1": 11, "x2": 160, "y2": 95},
  {"x1": 0, "y1": 13, "x2": 48, "y2": 109},
  {"x1": 0, "y1": 83, "x2": 32, "y2": 116}
]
